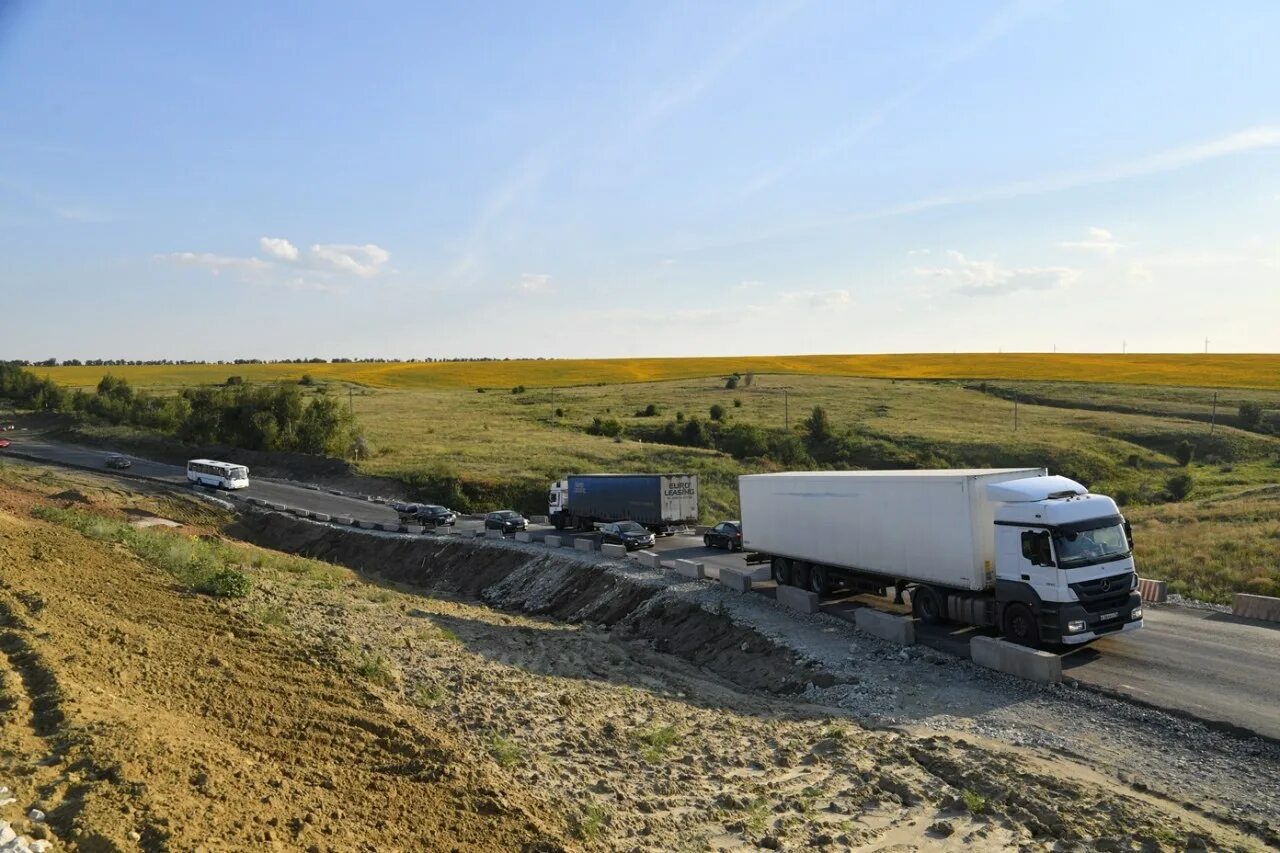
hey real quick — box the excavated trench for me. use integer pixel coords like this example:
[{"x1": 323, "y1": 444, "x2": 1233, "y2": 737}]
[{"x1": 230, "y1": 511, "x2": 834, "y2": 695}]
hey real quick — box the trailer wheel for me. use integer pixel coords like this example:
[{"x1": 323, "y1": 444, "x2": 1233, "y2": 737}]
[
  {"x1": 1003, "y1": 603, "x2": 1039, "y2": 648},
  {"x1": 792, "y1": 561, "x2": 811, "y2": 590},
  {"x1": 771, "y1": 557, "x2": 792, "y2": 586},
  {"x1": 809, "y1": 565, "x2": 832, "y2": 597},
  {"x1": 910, "y1": 585, "x2": 944, "y2": 625}
]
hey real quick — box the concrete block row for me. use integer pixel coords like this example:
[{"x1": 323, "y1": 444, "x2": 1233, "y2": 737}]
[
  {"x1": 404, "y1": 524, "x2": 424, "y2": 534},
  {"x1": 1232, "y1": 592, "x2": 1280, "y2": 623},
  {"x1": 333, "y1": 516, "x2": 354, "y2": 525},
  {"x1": 635, "y1": 551, "x2": 662, "y2": 569},
  {"x1": 674, "y1": 559, "x2": 704, "y2": 580},
  {"x1": 718, "y1": 568, "x2": 751, "y2": 593},
  {"x1": 377, "y1": 522, "x2": 400, "y2": 532},
  {"x1": 1137, "y1": 577, "x2": 1168, "y2": 603},
  {"x1": 854, "y1": 608, "x2": 915, "y2": 645},
  {"x1": 358, "y1": 520, "x2": 377, "y2": 530},
  {"x1": 485, "y1": 529, "x2": 504, "y2": 540},
  {"x1": 970, "y1": 636, "x2": 1061, "y2": 683},
  {"x1": 313, "y1": 513, "x2": 330, "y2": 522},
  {"x1": 601, "y1": 543, "x2": 627, "y2": 558},
  {"x1": 574, "y1": 538, "x2": 595, "y2": 552},
  {"x1": 775, "y1": 584, "x2": 819, "y2": 614},
  {"x1": 514, "y1": 531, "x2": 532, "y2": 543},
  {"x1": 544, "y1": 534, "x2": 562, "y2": 548}
]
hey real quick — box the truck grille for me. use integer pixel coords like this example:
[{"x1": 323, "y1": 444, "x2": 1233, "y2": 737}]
[{"x1": 1068, "y1": 573, "x2": 1133, "y2": 614}]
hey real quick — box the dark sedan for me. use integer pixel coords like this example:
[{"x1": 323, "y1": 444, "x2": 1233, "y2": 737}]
[
  {"x1": 484, "y1": 510, "x2": 528, "y2": 533},
  {"x1": 704, "y1": 520, "x2": 742, "y2": 551},
  {"x1": 408, "y1": 504, "x2": 457, "y2": 526},
  {"x1": 105, "y1": 454, "x2": 132, "y2": 469},
  {"x1": 600, "y1": 520, "x2": 656, "y2": 551}
]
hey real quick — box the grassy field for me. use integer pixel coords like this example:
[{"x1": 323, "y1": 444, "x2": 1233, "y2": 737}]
[
  {"x1": 34, "y1": 352, "x2": 1280, "y2": 391},
  {"x1": 21, "y1": 358, "x2": 1280, "y2": 604}
]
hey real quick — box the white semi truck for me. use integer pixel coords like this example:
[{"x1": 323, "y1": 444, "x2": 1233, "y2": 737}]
[{"x1": 739, "y1": 469, "x2": 1144, "y2": 647}]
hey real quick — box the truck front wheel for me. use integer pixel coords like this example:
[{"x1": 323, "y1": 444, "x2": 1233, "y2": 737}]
[
  {"x1": 771, "y1": 557, "x2": 792, "y2": 586},
  {"x1": 1002, "y1": 603, "x2": 1039, "y2": 648},
  {"x1": 911, "y1": 585, "x2": 944, "y2": 625}
]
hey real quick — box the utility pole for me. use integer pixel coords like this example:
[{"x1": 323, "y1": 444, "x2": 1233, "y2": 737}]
[
  {"x1": 1013, "y1": 394, "x2": 1019, "y2": 432},
  {"x1": 348, "y1": 387, "x2": 354, "y2": 415},
  {"x1": 1122, "y1": 340, "x2": 1126, "y2": 355},
  {"x1": 1210, "y1": 391, "x2": 1218, "y2": 435},
  {"x1": 783, "y1": 389, "x2": 789, "y2": 431},
  {"x1": 1205, "y1": 337, "x2": 1209, "y2": 354}
]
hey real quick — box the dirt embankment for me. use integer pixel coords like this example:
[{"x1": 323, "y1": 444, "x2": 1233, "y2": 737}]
[{"x1": 0, "y1": 478, "x2": 569, "y2": 851}]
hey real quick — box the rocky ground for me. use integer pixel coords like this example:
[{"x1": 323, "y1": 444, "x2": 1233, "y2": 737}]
[{"x1": 0, "y1": 459, "x2": 1277, "y2": 850}]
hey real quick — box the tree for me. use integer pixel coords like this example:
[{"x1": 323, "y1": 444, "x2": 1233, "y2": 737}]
[
  {"x1": 709, "y1": 404, "x2": 726, "y2": 421},
  {"x1": 805, "y1": 406, "x2": 832, "y2": 445},
  {"x1": 1174, "y1": 439, "x2": 1195, "y2": 467},
  {"x1": 225, "y1": 375, "x2": 244, "y2": 386},
  {"x1": 1239, "y1": 401, "x2": 1263, "y2": 430},
  {"x1": 682, "y1": 418, "x2": 708, "y2": 447},
  {"x1": 1166, "y1": 472, "x2": 1194, "y2": 501},
  {"x1": 725, "y1": 374, "x2": 739, "y2": 390}
]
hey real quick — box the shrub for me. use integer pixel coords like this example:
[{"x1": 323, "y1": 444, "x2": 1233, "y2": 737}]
[
  {"x1": 634, "y1": 403, "x2": 660, "y2": 417},
  {"x1": 1174, "y1": 439, "x2": 1195, "y2": 467},
  {"x1": 201, "y1": 567, "x2": 251, "y2": 598},
  {"x1": 1239, "y1": 401, "x2": 1263, "y2": 429},
  {"x1": 632, "y1": 724, "x2": 681, "y2": 762},
  {"x1": 225, "y1": 375, "x2": 244, "y2": 386},
  {"x1": 586, "y1": 416, "x2": 623, "y2": 438},
  {"x1": 709, "y1": 404, "x2": 725, "y2": 421},
  {"x1": 962, "y1": 789, "x2": 987, "y2": 815},
  {"x1": 733, "y1": 398, "x2": 742, "y2": 408},
  {"x1": 571, "y1": 803, "x2": 608, "y2": 842},
  {"x1": 487, "y1": 732, "x2": 524, "y2": 768},
  {"x1": 805, "y1": 406, "x2": 832, "y2": 445},
  {"x1": 511, "y1": 385, "x2": 525, "y2": 394},
  {"x1": 1166, "y1": 472, "x2": 1194, "y2": 501},
  {"x1": 716, "y1": 422, "x2": 768, "y2": 459},
  {"x1": 725, "y1": 375, "x2": 739, "y2": 390},
  {"x1": 298, "y1": 374, "x2": 315, "y2": 386},
  {"x1": 554, "y1": 407, "x2": 564, "y2": 418},
  {"x1": 1126, "y1": 454, "x2": 1141, "y2": 469},
  {"x1": 675, "y1": 411, "x2": 685, "y2": 423},
  {"x1": 681, "y1": 418, "x2": 709, "y2": 447}
]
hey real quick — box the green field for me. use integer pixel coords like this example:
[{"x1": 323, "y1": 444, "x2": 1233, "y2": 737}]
[{"x1": 21, "y1": 360, "x2": 1280, "y2": 604}]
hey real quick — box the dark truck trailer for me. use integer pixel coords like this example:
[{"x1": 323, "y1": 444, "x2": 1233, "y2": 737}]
[{"x1": 548, "y1": 474, "x2": 698, "y2": 534}]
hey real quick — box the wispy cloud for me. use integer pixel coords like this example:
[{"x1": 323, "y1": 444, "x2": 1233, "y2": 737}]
[
  {"x1": 915, "y1": 250, "x2": 1078, "y2": 297},
  {"x1": 517, "y1": 272, "x2": 552, "y2": 294},
  {"x1": 1057, "y1": 226, "x2": 1122, "y2": 255},
  {"x1": 157, "y1": 236, "x2": 391, "y2": 293}
]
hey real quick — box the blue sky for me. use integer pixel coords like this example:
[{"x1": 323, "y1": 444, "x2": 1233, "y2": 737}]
[{"x1": 2, "y1": 0, "x2": 1278, "y2": 360}]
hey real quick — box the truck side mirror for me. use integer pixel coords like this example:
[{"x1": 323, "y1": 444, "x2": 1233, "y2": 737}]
[
  {"x1": 1123, "y1": 519, "x2": 1133, "y2": 549},
  {"x1": 1021, "y1": 531, "x2": 1054, "y2": 567}
]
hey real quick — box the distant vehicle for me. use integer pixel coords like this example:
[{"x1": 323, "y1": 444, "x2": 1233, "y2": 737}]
[
  {"x1": 484, "y1": 510, "x2": 527, "y2": 533},
  {"x1": 0, "y1": 424, "x2": 15, "y2": 431},
  {"x1": 187, "y1": 459, "x2": 250, "y2": 490},
  {"x1": 741, "y1": 469, "x2": 1143, "y2": 647},
  {"x1": 391, "y1": 501, "x2": 418, "y2": 513},
  {"x1": 703, "y1": 520, "x2": 742, "y2": 551},
  {"x1": 548, "y1": 473, "x2": 699, "y2": 534},
  {"x1": 105, "y1": 454, "x2": 132, "y2": 470},
  {"x1": 404, "y1": 504, "x2": 457, "y2": 526},
  {"x1": 600, "y1": 520, "x2": 656, "y2": 551},
  {"x1": 0, "y1": 438, "x2": 10, "y2": 449}
]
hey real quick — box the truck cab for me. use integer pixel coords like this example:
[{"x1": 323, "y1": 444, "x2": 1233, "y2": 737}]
[{"x1": 990, "y1": 476, "x2": 1144, "y2": 645}]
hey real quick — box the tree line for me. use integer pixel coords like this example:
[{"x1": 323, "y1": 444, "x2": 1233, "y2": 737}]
[{"x1": 0, "y1": 363, "x2": 358, "y2": 456}]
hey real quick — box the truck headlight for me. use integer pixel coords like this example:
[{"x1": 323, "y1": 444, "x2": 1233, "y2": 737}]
[
  {"x1": 1067, "y1": 619, "x2": 1086, "y2": 633},
  {"x1": 1131, "y1": 607, "x2": 1142, "y2": 621}
]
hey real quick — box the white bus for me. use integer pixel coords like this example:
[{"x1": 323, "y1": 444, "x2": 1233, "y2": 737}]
[{"x1": 187, "y1": 459, "x2": 250, "y2": 490}]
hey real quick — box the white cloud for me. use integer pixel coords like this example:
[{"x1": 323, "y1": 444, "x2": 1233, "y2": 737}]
[
  {"x1": 1057, "y1": 226, "x2": 1122, "y2": 254},
  {"x1": 260, "y1": 236, "x2": 299, "y2": 261},
  {"x1": 915, "y1": 250, "x2": 1079, "y2": 297},
  {"x1": 158, "y1": 252, "x2": 270, "y2": 276},
  {"x1": 308, "y1": 243, "x2": 390, "y2": 278},
  {"x1": 517, "y1": 272, "x2": 552, "y2": 294},
  {"x1": 782, "y1": 289, "x2": 852, "y2": 308}
]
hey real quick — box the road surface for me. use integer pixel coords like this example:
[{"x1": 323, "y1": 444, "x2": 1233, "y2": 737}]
[{"x1": 4, "y1": 433, "x2": 1279, "y2": 741}]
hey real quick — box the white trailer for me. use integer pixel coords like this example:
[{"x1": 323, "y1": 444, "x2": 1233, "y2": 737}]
[{"x1": 740, "y1": 470, "x2": 1144, "y2": 646}]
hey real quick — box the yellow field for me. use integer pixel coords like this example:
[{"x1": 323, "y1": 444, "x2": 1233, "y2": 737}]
[{"x1": 33, "y1": 353, "x2": 1280, "y2": 391}]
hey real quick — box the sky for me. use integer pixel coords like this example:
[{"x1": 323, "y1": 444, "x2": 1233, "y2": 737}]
[{"x1": 2, "y1": 0, "x2": 1278, "y2": 360}]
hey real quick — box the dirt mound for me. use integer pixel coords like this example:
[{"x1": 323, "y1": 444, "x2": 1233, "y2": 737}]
[
  {"x1": 47, "y1": 489, "x2": 91, "y2": 504},
  {"x1": 232, "y1": 512, "x2": 837, "y2": 695},
  {"x1": 0, "y1": 485, "x2": 570, "y2": 851}
]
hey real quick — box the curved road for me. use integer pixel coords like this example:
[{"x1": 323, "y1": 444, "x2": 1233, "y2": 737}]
[{"x1": 4, "y1": 433, "x2": 1279, "y2": 741}]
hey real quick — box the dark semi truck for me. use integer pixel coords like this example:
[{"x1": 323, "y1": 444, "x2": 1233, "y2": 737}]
[{"x1": 548, "y1": 474, "x2": 699, "y2": 534}]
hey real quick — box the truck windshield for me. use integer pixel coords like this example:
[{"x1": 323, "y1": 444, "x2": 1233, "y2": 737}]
[
  {"x1": 1053, "y1": 522, "x2": 1130, "y2": 568},
  {"x1": 617, "y1": 521, "x2": 645, "y2": 533}
]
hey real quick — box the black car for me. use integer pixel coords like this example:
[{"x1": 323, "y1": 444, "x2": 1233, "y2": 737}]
[
  {"x1": 485, "y1": 510, "x2": 527, "y2": 532},
  {"x1": 408, "y1": 504, "x2": 457, "y2": 526},
  {"x1": 600, "y1": 520, "x2": 656, "y2": 551},
  {"x1": 704, "y1": 520, "x2": 742, "y2": 551},
  {"x1": 105, "y1": 454, "x2": 132, "y2": 470}
]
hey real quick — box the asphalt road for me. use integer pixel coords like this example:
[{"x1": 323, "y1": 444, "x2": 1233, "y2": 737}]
[{"x1": 5, "y1": 433, "x2": 1279, "y2": 741}]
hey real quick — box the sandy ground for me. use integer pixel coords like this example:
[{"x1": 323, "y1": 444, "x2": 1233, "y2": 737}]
[{"x1": 0, "y1": 461, "x2": 1273, "y2": 851}]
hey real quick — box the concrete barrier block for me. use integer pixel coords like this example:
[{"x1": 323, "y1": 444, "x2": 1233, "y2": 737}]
[
  {"x1": 674, "y1": 559, "x2": 705, "y2": 580},
  {"x1": 530, "y1": 515, "x2": 549, "y2": 525},
  {"x1": 333, "y1": 516, "x2": 353, "y2": 525},
  {"x1": 719, "y1": 568, "x2": 751, "y2": 593},
  {"x1": 290, "y1": 507, "x2": 307, "y2": 516},
  {"x1": 404, "y1": 524, "x2": 424, "y2": 534},
  {"x1": 776, "y1": 584, "x2": 819, "y2": 614},
  {"x1": 1137, "y1": 577, "x2": 1168, "y2": 603},
  {"x1": 312, "y1": 513, "x2": 330, "y2": 522},
  {"x1": 514, "y1": 531, "x2": 532, "y2": 543},
  {"x1": 328, "y1": 489, "x2": 344, "y2": 496},
  {"x1": 601, "y1": 543, "x2": 627, "y2": 558},
  {"x1": 544, "y1": 534, "x2": 562, "y2": 548},
  {"x1": 855, "y1": 608, "x2": 916, "y2": 645},
  {"x1": 377, "y1": 522, "x2": 400, "y2": 532},
  {"x1": 358, "y1": 521, "x2": 377, "y2": 530},
  {"x1": 1232, "y1": 593, "x2": 1280, "y2": 623},
  {"x1": 636, "y1": 551, "x2": 662, "y2": 569},
  {"x1": 574, "y1": 538, "x2": 595, "y2": 552},
  {"x1": 485, "y1": 529, "x2": 505, "y2": 540},
  {"x1": 970, "y1": 636, "x2": 1061, "y2": 683}
]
